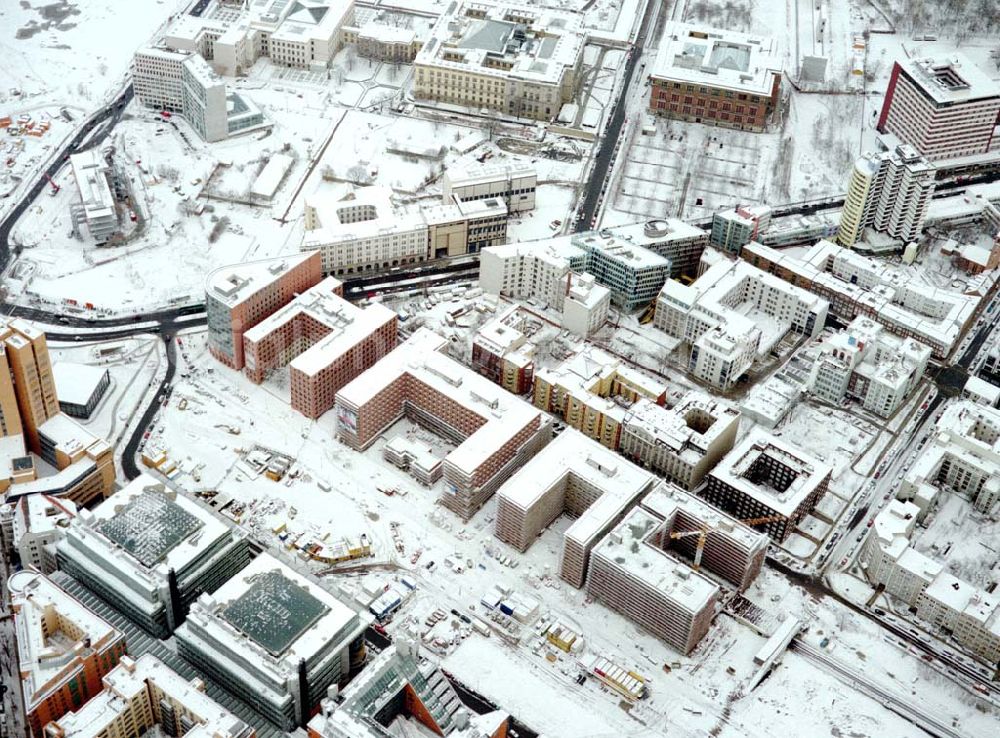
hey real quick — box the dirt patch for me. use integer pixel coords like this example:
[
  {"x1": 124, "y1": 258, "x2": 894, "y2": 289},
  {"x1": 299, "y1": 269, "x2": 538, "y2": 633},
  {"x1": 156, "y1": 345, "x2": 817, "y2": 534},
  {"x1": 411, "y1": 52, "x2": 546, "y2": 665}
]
[{"x1": 15, "y1": 1, "x2": 81, "y2": 39}]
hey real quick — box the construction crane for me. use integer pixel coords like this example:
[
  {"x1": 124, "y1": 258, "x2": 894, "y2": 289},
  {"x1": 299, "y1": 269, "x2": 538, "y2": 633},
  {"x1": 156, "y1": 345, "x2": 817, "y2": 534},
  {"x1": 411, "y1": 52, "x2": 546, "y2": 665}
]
[
  {"x1": 669, "y1": 514, "x2": 787, "y2": 570},
  {"x1": 43, "y1": 172, "x2": 60, "y2": 196}
]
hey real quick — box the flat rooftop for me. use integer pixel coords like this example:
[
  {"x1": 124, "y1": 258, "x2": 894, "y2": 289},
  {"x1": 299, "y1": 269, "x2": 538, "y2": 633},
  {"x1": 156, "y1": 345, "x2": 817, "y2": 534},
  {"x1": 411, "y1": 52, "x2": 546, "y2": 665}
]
[
  {"x1": 623, "y1": 391, "x2": 738, "y2": 455},
  {"x1": 641, "y1": 484, "x2": 769, "y2": 553},
  {"x1": 8, "y1": 570, "x2": 121, "y2": 711},
  {"x1": 52, "y1": 362, "x2": 108, "y2": 407},
  {"x1": 50, "y1": 654, "x2": 251, "y2": 738},
  {"x1": 75, "y1": 474, "x2": 233, "y2": 576},
  {"x1": 899, "y1": 53, "x2": 1000, "y2": 105},
  {"x1": 497, "y1": 428, "x2": 657, "y2": 541},
  {"x1": 651, "y1": 21, "x2": 784, "y2": 96},
  {"x1": 337, "y1": 328, "x2": 546, "y2": 475},
  {"x1": 206, "y1": 252, "x2": 316, "y2": 307},
  {"x1": 96, "y1": 490, "x2": 204, "y2": 568},
  {"x1": 711, "y1": 431, "x2": 831, "y2": 517},
  {"x1": 69, "y1": 149, "x2": 115, "y2": 219},
  {"x1": 193, "y1": 552, "x2": 360, "y2": 664},
  {"x1": 221, "y1": 569, "x2": 329, "y2": 656},
  {"x1": 417, "y1": 1, "x2": 586, "y2": 86},
  {"x1": 242, "y1": 276, "x2": 394, "y2": 378},
  {"x1": 593, "y1": 507, "x2": 719, "y2": 612}
]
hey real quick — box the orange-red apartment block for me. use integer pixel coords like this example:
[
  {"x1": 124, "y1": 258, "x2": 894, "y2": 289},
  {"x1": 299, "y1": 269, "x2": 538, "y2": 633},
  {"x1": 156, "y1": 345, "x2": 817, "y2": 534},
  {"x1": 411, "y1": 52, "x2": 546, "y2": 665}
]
[
  {"x1": 8, "y1": 571, "x2": 126, "y2": 737},
  {"x1": 335, "y1": 329, "x2": 552, "y2": 520},
  {"x1": 206, "y1": 253, "x2": 397, "y2": 418},
  {"x1": 648, "y1": 22, "x2": 783, "y2": 133}
]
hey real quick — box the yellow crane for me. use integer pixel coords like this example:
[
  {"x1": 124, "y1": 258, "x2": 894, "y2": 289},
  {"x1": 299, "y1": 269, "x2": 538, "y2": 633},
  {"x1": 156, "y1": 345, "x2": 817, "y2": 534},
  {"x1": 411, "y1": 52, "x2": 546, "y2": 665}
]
[{"x1": 668, "y1": 514, "x2": 787, "y2": 570}]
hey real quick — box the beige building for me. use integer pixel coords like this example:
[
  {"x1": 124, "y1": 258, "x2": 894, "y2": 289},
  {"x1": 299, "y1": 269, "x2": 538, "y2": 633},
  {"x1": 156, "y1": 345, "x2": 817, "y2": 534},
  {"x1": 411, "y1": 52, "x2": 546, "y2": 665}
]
[
  {"x1": 532, "y1": 346, "x2": 667, "y2": 449},
  {"x1": 619, "y1": 391, "x2": 739, "y2": 490},
  {"x1": 303, "y1": 186, "x2": 507, "y2": 276},
  {"x1": 413, "y1": 2, "x2": 586, "y2": 121},
  {"x1": 8, "y1": 570, "x2": 127, "y2": 737},
  {"x1": 43, "y1": 654, "x2": 255, "y2": 738},
  {"x1": 0, "y1": 320, "x2": 114, "y2": 507},
  {"x1": 493, "y1": 429, "x2": 659, "y2": 587}
]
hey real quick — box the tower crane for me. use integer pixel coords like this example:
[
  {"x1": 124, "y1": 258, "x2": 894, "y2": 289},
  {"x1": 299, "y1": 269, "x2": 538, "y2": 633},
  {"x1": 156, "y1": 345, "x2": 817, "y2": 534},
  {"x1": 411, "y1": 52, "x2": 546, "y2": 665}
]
[{"x1": 668, "y1": 513, "x2": 786, "y2": 570}]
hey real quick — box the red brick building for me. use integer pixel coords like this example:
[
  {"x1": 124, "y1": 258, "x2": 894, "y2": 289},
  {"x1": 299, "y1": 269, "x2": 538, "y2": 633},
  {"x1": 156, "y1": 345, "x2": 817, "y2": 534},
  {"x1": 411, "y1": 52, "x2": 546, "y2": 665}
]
[{"x1": 648, "y1": 22, "x2": 783, "y2": 133}]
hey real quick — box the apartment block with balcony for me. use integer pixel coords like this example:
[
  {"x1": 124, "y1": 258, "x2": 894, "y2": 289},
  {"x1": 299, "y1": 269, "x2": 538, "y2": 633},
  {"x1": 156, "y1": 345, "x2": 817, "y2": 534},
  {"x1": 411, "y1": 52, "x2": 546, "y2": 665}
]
[
  {"x1": 532, "y1": 345, "x2": 667, "y2": 450},
  {"x1": 877, "y1": 54, "x2": 1000, "y2": 162},
  {"x1": 335, "y1": 329, "x2": 552, "y2": 520},
  {"x1": 470, "y1": 305, "x2": 538, "y2": 395},
  {"x1": 837, "y1": 144, "x2": 935, "y2": 248},
  {"x1": 240, "y1": 276, "x2": 397, "y2": 419},
  {"x1": 8, "y1": 570, "x2": 126, "y2": 737}
]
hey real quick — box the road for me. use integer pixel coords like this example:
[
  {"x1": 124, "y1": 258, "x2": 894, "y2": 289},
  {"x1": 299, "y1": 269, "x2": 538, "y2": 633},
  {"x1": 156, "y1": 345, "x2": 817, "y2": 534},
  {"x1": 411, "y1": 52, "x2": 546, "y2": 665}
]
[
  {"x1": 121, "y1": 334, "x2": 177, "y2": 481},
  {"x1": 573, "y1": 0, "x2": 661, "y2": 232}
]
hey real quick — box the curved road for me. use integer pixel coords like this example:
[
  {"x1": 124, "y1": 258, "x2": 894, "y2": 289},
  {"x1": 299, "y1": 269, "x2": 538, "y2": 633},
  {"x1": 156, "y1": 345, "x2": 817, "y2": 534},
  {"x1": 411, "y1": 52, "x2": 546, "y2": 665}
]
[{"x1": 121, "y1": 334, "x2": 176, "y2": 480}]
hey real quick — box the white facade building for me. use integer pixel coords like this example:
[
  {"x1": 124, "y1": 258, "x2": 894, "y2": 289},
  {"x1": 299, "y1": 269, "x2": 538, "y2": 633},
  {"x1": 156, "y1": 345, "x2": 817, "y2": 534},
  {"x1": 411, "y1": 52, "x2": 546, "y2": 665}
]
[
  {"x1": 654, "y1": 250, "x2": 828, "y2": 390},
  {"x1": 9, "y1": 494, "x2": 77, "y2": 574},
  {"x1": 175, "y1": 553, "x2": 371, "y2": 731},
  {"x1": 860, "y1": 500, "x2": 1000, "y2": 665},
  {"x1": 442, "y1": 164, "x2": 537, "y2": 213},
  {"x1": 303, "y1": 186, "x2": 507, "y2": 275},
  {"x1": 897, "y1": 400, "x2": 1000, "y2": 517},
  {"x1": 69, "y1": 150, "x2": 117, "y2": 242},
  {"x1": 132, "y1": 47, "x2": 264, "y2": 142},
  {"x1": 55, "y1": 474, "x2": 251, "y2": 638},
  {"x1": 837, "y1": 144, "x2": 935, "y2": 248},
  {"x1": 806, "y1": 315, "x2": 931, "y2": 418},
  {"x1": 619, "y1": 391, "x2": 740, "y2": 490}
]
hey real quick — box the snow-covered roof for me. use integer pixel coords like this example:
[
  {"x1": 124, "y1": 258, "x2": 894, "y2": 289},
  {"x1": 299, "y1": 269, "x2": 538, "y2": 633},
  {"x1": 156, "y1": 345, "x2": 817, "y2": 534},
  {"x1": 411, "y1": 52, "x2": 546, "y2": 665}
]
[
  {"x1": 184, "y1": 552, "x2": 363, "y2": 667},
  {"x1": 622, "y1": 391, "x2": 739, "y2": 458},
  {"x1": 650, "y1": 21, "x2": 784, "y2": 97},
  {"x1": 69, "y1": 149, "x2": 115, "y2": 221},
  {"x1": 52, "y1": 362, "x2": 108, "y2": 408},
  {"x1": 337, "y1": 328, "x2": 546, "y2": 476},
  {"x1": 964, "y1": 375, "x2": 1000, "y2": 405},
  {"x1": 68, "y1": 474, "x2": 234, "y2": 577},
  {"x1": 37, "y1": 413, "x2": 105, "y2": 457},
  {"x1": 242, "y1": 276, "x2": 395, "y2": 378},
  {"x1": 710, "y1": 430, "x2": 832, "y2": 517},
  {"x1": 11, "y1": 494, "x2": 77, "y2": 543},
  {"x1": 416, "y1": 1, "x2": 586, "y2": 87},
  {"x1": 641, "y1": 484, "x2": 770, "y2": 553},
  {"x1": 49, "y1": 654, "x2": 252, "y2": 738},
  {"x1": 206, "y1": 251, "x2": 317, "y2": 306},
  {"x1": 8, "y1": 570, "x2": 122, "y2": 712},
  {"x1": 897, "y1": 53, "x2": 1000, "y2": 105},
  {"x1": 250, "y1": 153, "x2": 294, "y2": 199},
  {"x1": 496, "y1": 428, "x2": 657, "y2": 543},
  {"x1": 869, "y1": 500, "x2": 921, "y2": 560},
  {"x1": 592, "y1": 507, "x2": 719, "y2": 612}
]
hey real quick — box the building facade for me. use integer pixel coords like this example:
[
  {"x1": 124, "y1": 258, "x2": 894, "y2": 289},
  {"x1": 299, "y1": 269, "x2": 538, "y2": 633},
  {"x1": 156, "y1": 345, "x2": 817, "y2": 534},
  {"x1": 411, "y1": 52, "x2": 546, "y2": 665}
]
[
  {"x1": 132, "y1": 47, "x2": 264, "y2": 143},
  {"x1": 8, "y1": 570, "x2": 126, "y2": 737},
  {"x1": 649, "y1": 22, "x2": 783, "y2": 132},
  {"x1": 240, "y1": 276, "x2": 398, "y2": 418},
  {"x1": 619, "y1": 391, "x2": 740, "y2": 490},
  {"x1": 837, "y1": 145, "x2": 935, "y2": 247},
  {"x1": 335, "y1": 329, "x2": 552, "y2": 520},
  {"x1": 175, "y1": 553, "x2": 370, "y2": 730},
  {"x1": 470, "y1": 306, "x2": 538, "y2": 395},
  {"x1": 56, "y1": 475, "x2": 251, "y2": 638},
  {"x1": 413, "y1": 2, "x2": 586, "y2": 121},
  {"x1": 532, "y1": 346, "x2": 667, "y2": 450},
  {"x1": 701, "y1": 432, "x2": 832, "y2": 542},
  {"x1": 877, "y1": 54, "x2": 1000, "y2": 161},
  {"x1": 806, "y1": 315, "x2": 931, "y2": 418},
  {"x1": 206, "y1": 252, "x2": 324, "y2": 372}
]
